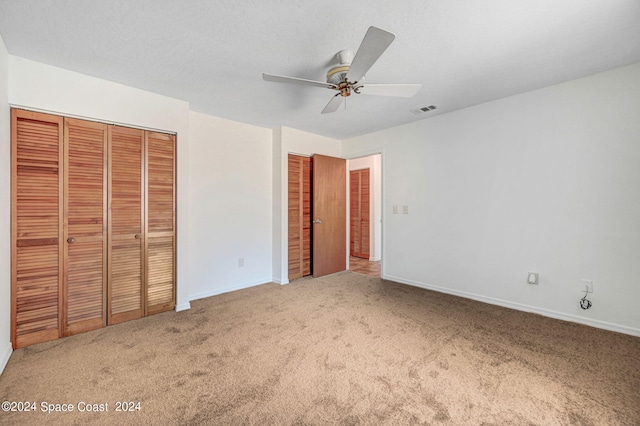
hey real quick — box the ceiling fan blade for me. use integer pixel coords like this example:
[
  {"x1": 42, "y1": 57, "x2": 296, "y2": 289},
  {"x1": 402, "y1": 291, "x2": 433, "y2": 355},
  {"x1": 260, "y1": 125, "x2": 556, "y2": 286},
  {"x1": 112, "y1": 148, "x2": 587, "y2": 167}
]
[
  {"x1": 346, "y1": 27, "x2": 395, "y2": 84},
  {"x1": 357, "y1": 84, "x2": 422, "y2": 97},
  {"x1": 321, "y1": 94, "x2": 343, "y2": 114},
  {"x1": 262, "y1": 73, "x2": 337, "y2": 89}
]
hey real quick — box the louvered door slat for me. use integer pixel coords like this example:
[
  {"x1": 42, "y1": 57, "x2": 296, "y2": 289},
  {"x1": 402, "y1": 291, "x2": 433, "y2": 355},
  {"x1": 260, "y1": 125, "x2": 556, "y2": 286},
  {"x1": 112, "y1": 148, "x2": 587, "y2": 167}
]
[
  {"x1": 109, "y1": 126, "x2": 144, "y2": 324},
  {"x1": 146, "y1": 132, "x2": 175, "y2": 314},
  {"x1": 12, "y1": 110, "x2": 63, "y2": 349},
  {"x1": 63, "y1": 118, "x2": 107, "y2": 336}
]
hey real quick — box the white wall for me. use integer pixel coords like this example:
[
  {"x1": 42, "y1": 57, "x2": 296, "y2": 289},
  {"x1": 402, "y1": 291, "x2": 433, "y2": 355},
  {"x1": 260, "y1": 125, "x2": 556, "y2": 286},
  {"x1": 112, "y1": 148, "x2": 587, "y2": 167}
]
[
  {"x1": 348, "y1": 155, "x2": 382, "y2": 261},
  {"x1": 0, "y1": 34, "x2": 12, "y2": 373},
  {"x1": 187, "y1": 111, "x2": 272, "y2": 300},
  {"x1": 342, "y1": 61, "x2": 640, "y2": 336},
  {"x1": 8, "y1": 56, "x2": 192, "y2": 311},
  {"x1": 272, "y1": 127, "x2": 283, "y2": 282},
  {"x1": 273, "y1": 126, "x2": 341, "y2": 284}
]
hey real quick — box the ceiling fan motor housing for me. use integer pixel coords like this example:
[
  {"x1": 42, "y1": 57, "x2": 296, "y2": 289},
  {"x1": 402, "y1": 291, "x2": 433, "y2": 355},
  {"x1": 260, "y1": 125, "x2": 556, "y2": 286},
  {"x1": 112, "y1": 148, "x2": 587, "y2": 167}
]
[{"x1": 326, "y1": 50, "x2": 354, "y2": 85}]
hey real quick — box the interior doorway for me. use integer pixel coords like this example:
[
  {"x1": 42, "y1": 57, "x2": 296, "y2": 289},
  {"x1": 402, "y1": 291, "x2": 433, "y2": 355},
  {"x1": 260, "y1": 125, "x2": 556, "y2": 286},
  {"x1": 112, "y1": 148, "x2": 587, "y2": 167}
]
[{"x1": 347, "y1": 154, "x2": 382, "y2": 278}]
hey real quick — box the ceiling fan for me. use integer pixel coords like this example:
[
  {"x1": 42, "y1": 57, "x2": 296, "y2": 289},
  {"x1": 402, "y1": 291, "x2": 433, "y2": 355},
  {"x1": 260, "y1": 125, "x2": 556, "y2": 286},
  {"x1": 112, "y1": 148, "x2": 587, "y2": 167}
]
[{"x1": 262, "y1": 26, "x2": 422, "y2": 114}]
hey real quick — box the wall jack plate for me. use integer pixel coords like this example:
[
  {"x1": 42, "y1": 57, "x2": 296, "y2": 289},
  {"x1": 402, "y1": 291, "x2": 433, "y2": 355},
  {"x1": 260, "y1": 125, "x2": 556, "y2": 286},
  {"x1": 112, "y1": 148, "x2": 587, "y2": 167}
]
[
  {"x1": 527, "y1": 272, "x2": 538, "y2": 285},
  {"x1": 581, "y1": 279, "x2": 593, "y2": 293}
]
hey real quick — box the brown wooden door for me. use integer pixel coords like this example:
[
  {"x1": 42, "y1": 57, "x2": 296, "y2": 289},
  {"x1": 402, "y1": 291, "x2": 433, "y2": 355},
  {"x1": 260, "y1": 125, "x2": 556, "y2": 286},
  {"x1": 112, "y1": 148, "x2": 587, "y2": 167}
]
[
  {"x1": 287, "y1": 154, "x2": 313, "y2": 280},
  {"x1": 63, "y1": 118, "x2": 108, "y2": 336},
  {"x1": 11, "y1": 110, "x2": 64, "y2": 348},
  {"x1": 312, "y1": 154, "x2": 346, "y2": 277},
  {"x1": 350, "y1": 168, "x2": 370, "y2": 259},
  {"x1": 108, "y1": 126, "x2": 145, "y2": 324},
  {"x1": 145, "y1": 131, "x2": 176, "y2": 315}
]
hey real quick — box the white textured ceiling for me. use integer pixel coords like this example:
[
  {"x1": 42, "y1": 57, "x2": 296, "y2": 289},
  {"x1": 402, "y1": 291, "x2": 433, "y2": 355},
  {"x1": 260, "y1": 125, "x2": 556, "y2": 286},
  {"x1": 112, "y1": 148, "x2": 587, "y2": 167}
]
[{"x1": 0, "y1": 0, "x2": 639, "y2": 139}]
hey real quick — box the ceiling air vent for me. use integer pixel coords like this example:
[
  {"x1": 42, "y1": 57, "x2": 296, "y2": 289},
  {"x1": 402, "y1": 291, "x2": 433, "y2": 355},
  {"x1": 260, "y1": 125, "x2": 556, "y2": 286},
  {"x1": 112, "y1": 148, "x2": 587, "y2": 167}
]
[{"x1": 411, "y1": 105, "x2": 437, "y2": 115}]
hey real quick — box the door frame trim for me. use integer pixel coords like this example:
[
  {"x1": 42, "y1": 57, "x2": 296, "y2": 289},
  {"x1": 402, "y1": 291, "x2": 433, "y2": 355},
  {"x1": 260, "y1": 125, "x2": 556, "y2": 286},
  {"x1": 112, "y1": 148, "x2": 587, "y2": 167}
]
[{"x1": 343, "y1": 149, "x2": 385, "y2": 278}]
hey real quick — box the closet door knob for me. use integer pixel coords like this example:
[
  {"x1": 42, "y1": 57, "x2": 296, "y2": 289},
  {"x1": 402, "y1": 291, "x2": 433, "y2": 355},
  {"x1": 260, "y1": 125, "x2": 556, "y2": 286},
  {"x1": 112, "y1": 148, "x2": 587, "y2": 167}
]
[
  {"x1": 313, "y1": 219, "x2": 322, "y2": 224},
  {"x1": 135, "y1": 234, "x2": 141, "y2": 239},
  {"x1": 67, "y1": 237, "x2": 75, "y2": 244}
]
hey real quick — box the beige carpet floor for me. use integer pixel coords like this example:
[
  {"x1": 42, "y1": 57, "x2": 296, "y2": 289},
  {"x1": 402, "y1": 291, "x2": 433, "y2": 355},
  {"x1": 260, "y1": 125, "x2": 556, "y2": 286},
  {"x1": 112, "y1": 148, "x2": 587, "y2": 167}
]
[{"x1": 1, "y1": 271, "x2": 639, "y2": 425}]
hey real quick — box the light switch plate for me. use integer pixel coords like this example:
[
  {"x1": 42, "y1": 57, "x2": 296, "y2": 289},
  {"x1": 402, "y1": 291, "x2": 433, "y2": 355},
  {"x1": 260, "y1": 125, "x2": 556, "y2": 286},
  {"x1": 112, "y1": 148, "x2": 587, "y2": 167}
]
[{"x1": 528, "y1": 272, "x2": 538, "y2": 285}]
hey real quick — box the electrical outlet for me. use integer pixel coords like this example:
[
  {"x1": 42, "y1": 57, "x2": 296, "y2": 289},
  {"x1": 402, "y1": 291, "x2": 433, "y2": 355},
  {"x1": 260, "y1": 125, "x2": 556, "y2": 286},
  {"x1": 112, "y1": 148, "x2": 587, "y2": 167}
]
[
  {"x1": 393, "y1": 205, "x2": 398, "y2": 214},
  {"x1": 581, "y1": 279, "x2": 593, "y2": 293},
  {"x1": 403, "y1": 205, "x2": 409, "y2": 214},
  {"x1": 527, "y1": 272, "x2": 538, "y2": 285}
]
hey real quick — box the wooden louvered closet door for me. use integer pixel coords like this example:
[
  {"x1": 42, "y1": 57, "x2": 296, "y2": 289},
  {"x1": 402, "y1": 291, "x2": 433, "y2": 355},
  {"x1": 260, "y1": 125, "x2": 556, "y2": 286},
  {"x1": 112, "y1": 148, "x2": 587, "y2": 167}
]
[
  {"x1": 11, "y1": 110, "x2": 64, "y2": 348},
  {"x1": 145, "y1": 131, "x2": 176, "y2": 315},
  {"x1": 63, "y1": 118, "x2": 108, "y2": 336},
  {"x1": 12, "y1": 110, "x2": 177, "y2": 348},
  {"x1": 108, "y1": 126, "x2": 144, "y2": 324},
  {"x1": 349, "y1": 168, "x2": 370, "y2": 259},
  {"x1": 288, "y1": 154, "x2": 312, "y2": 280}
]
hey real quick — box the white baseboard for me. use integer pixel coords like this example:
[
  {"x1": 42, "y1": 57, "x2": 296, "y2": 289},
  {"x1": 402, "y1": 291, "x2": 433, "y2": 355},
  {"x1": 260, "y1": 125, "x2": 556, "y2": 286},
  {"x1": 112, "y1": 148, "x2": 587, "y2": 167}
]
[
  {"x1": 175, "y1": 302, "x2": 191, "y2": 312},
  {"x1": 189, "y1": 278, "x2": 272, "y2": 302},
  {"x1": 384, "y1": 274, "x2": 640, "y2": 338},
  {"x1": 0, "y1": 340, "x2": 12, "y2": 375}
]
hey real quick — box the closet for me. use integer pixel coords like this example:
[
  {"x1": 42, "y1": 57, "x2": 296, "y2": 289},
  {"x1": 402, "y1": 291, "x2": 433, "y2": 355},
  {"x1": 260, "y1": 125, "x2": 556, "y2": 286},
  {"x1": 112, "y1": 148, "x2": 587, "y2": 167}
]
[
  {"x1": 287, "y1": 153, "x2": 346, "y2": 281},
  {"x1": 11, "y1": 109, "x2": 176, "y2": 348},
  {"x1": 349, "y1": 168, "x2": 370, "y2": 259}
]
